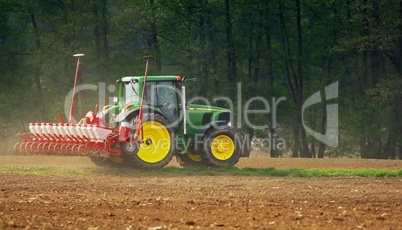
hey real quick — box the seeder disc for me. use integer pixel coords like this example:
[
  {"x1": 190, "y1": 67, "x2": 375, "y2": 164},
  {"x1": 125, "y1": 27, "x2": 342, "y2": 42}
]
[
  {"x1": 30, "y1": 142, "x2": 39, "y2": 153},
  {"x1": 24, "y1": 142, "x2": 33, "y2": 153},
  {"x1": 55, "y1": 144, "x2": 62, "y2": 154},
  {"x1": 14, "y1": 142, "x2": 22, "y2": 152},
  {"x1": 61, "y1": 144, "x2": 69, "y2": 155},
  {"x1": 78, "y1": 145, "x2": 87, "y2": 156}
]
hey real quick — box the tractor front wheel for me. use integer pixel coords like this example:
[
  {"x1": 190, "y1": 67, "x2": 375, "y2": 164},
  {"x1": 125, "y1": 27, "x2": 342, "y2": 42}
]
[{"x1": 201, "y1": 127, "x2": 241, "y2": 167}]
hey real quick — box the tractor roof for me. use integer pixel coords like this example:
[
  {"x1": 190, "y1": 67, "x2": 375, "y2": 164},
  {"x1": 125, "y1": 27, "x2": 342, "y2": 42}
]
[{"x1": 119, "y1": 75, "x2": 182, "y2": 83}]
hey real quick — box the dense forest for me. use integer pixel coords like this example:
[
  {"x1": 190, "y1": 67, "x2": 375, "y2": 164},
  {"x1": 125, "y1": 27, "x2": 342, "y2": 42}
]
[{"x1": 0, "y1": 0, "x2": 401, "y2": 159}]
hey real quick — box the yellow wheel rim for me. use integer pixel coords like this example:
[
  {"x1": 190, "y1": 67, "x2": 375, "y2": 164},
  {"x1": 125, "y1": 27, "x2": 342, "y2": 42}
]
[
  {"x1": 137, "y1": 121, "x2": 171, "y2": 163},
  {"x1": 210, "y1": 135, "x2": 235, "y2": 160},
  {"x1": 187, "y1": 152, "x2": 202, "y2": 162}
]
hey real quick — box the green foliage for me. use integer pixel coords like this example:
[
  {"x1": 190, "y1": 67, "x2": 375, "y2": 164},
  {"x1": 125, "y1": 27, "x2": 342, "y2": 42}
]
[{"x1": 0, "y1": 0, "x2": 401, "y2": 158}]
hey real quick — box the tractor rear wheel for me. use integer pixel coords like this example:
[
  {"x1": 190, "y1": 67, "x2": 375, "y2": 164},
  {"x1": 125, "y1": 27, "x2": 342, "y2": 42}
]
[
  {"x1": 175, "y1": 152, "x2": 208, "y2": 167},
  {"x1": 201, "y1": 127, "x2": 241, "y2": 167},
  {"x1": 120, "y1": 113, "x2": 174, "y2": 169}
]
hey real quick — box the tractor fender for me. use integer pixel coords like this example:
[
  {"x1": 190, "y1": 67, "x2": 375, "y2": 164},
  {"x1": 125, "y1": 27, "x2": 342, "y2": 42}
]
[
  {"x1": 115, "y1": 108, "x2": 167, "y2": 123},
  {"x1": 115, "y1": 109, "x2": 138, "y2": 123},
  {"x1": 198, "y1": 120, "x2": 229, "y2": 137},
  {"x1": 115, "y1": 108, "x2": 167, "y2": 142}
]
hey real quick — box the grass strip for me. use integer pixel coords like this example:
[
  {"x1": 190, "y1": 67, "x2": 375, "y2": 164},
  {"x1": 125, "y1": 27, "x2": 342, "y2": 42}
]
[
  {"x1": 1, "y1": 166, "x2": 401, "y2": 178},
  {"x1": 0, "y1": 166, "x2": 87, "y2": 177}
]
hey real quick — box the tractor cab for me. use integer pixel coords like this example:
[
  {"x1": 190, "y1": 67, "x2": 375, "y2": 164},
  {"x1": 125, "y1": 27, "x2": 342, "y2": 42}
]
[{"x1": 116, "y1": 75, "x2": 184, "y2": 127}]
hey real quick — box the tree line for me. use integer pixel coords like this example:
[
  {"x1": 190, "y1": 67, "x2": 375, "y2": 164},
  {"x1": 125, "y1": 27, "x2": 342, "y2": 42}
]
[{"x1": 0, "y1": 0, "x2": 401, "y2": 159}]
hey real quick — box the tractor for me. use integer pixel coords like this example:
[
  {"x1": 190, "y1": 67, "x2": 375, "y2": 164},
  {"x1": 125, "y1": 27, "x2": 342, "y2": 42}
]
[{"x1": 14, "y1": 55, "x2": 249, "y2": 168}]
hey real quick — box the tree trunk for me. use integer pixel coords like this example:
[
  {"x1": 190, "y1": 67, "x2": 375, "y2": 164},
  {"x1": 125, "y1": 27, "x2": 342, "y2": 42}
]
[
  {"x1": 318, "y1": 87, "x2": 327, "y2": 158},
  {"x1": 398, "y1": 0, "x2": 402, "y2": 159},
  {"x1": 253, "y1": 8, "x2": 262, "y2": 84},
  {"x1": 311, "y1": 142, "x2": 316, "y2": 158},
  {"x1": 399, "y1": 145, "x2": 402, "y2": 160},
  {"x1": 318, "y1": 142, "x2": 326, "y2": 158},
  {"x1": 148, "y1": 0, "x2": 161, "y2": 74},
  {"x1": 265, "y1": 0, "x2": 274, "y2": 86},
  {"x1": 278, "y1": 0, "x2": 296, "y2": 103},
  {"x1": 263, "y1": 1, "x2": 277, "y2": 157},
  {"x1": 278, "y1": 0, "x2": 299, "y2": 157},
  {"x1": 225, "y1": 0, "x2": 237, "y2": 99},
  {"x1": 93, "y1": 0, "x2": 109, "y2": 60},
  {"x1": 292, "y1": 127, "x2": 300, "y2": 157},
  {"x1": 28, "y1": 7, "x2": 48, "y2": 121},
  {"x1": 93, "y1": 4, "x2": 101, "y2": 60},
  {"x1": 101, "y1": 0, "x2": 108, "y2": 59},
  {"x1": 360, "y1": 136, "x2": 368, "y2": 158},
  {"x1": 383, "y1": 129, "x2": 395, "y2": 159},
  {"x1": 397, "y1": 90, "x2": 402, "y2": 159},
  {"x1": 296, "y1": 0, "x2": 311, "y2": 158},
  {"x1": 198, "y1": 0, "x2": 209, "y2": 97},
  {"x1": 385, "y1": 0, "x2": 402, "y2": 160}
]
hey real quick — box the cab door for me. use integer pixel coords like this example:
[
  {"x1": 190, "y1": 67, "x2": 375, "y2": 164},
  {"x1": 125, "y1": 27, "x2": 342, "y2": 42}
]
[{"x1": 145, "y1": 81, "x2": 179, "y2": 125}]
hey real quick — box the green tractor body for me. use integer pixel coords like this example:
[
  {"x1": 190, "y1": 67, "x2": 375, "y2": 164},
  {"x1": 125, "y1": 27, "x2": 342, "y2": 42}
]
[{"x1": 97, "y1": 75, "x2": 248, "y2": 168}]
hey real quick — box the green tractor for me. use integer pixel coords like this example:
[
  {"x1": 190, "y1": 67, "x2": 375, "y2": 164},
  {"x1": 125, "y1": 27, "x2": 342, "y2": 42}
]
[
  {"x1": 95, "y1": 74, "x2": 249, "y2": 168},
  {"x1": 15, "y1": 55, "x2": 249, "y2": 169}
]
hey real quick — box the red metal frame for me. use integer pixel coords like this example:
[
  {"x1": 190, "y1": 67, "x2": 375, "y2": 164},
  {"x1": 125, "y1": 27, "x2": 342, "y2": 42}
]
[
  {"x1": 15, "y1": 123, "x2": 121, "y2": 157},
  {"x1": 69, "y1": 54, "x2": 84, "y2": 124},
  {"x1": 134, "y1": 56, "x2": 151, "y2": 141},
  {"x1": 14, "y1": 54, "x2": 152, "y2": 157}
]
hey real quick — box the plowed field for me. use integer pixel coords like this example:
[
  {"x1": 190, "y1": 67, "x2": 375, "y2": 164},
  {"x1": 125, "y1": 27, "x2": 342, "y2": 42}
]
[{"x1": 1, "y1": 154, "x2": 401, "y2": 229}]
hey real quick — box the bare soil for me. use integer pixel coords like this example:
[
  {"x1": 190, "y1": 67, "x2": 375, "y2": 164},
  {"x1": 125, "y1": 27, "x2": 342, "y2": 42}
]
[{"x1": 1, "y1": 153, "x2": 401, "y2": 229}]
